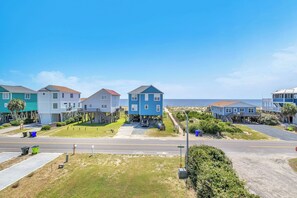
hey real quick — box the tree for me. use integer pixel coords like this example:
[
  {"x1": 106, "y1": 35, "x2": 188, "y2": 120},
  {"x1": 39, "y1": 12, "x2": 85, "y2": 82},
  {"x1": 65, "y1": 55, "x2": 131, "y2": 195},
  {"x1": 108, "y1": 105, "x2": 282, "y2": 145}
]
[
  {"x1": 7, "y1": 99, "x2": 25, "y2": 120},
  {"x1": 281, "y1": 103, "x2": 297, "y2": 123}
]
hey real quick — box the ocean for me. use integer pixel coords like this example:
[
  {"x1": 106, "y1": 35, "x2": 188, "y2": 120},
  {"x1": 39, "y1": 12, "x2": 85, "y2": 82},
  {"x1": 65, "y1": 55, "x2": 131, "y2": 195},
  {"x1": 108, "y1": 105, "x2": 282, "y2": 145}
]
[{"x1": 120, "y1": 99, "x2": 262, "y2": 107}]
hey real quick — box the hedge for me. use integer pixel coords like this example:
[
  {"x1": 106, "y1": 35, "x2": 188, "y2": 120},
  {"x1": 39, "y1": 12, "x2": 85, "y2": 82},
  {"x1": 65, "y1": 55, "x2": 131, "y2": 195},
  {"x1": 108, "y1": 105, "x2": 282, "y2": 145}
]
[
  {"x1": 2, "y1": 123, "x2": 12, "y2": 127},
  {"x1": 41, "y1": 125, "x2": 51, "y2": 131},
  {"x1": 188, "y1": 145, "x2": 258, "y2": 198},
  {"x1": 56, "y1": 122, "x2": 66, "y2": 127},
  {"x1": 10, "y1": 120, "x2": 21, "y2": 126}
]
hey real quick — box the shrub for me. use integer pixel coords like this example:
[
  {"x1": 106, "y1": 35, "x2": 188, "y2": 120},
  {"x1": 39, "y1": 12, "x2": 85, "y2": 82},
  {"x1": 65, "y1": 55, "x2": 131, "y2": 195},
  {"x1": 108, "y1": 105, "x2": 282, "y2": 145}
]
[
  {"x1": 41, "y1": 125, "x2": 51, "y2": 131},
  {"x1": 24, "y1": 118, "x2": 34, "y2": 124},
  {"x1": 0, "y1": 126, "x2": 3, "y2": 129},
  {"x1": 56, "y1": 122, "x2": 66, "y2": 127},
  {"x1": 198, "y1": 120, "x2": 222, "y2": 135},
  {"x1": 189, "y1": 123, "x2": 200, "y2": 133},
  {"x1": 218, "y1": 122, "x2": 243, "y2": 134},
  {"x1": 287, "y1": 125, "x2": 297, "y2": 132},
  {"x1": 65, "y1": 117, "x2": 75, "y2": 125},
  {"x1": 10, "y1": 120, "x2": 21, "y2": 126},
  {"x1": 258, "y1": 114, "x2": 279, "y2": 126},
  {"x1": 188, "y1": 145, "x2": 258, "y2": 198},
  {"x1": 2, "y1": 123, "x2": 11, "y2": 127}
]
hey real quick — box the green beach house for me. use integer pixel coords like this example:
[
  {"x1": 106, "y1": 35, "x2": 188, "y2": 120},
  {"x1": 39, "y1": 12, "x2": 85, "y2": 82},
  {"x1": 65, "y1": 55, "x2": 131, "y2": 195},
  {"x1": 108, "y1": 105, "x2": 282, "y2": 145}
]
[{"x1": 0, "y1": 85, "x2": 38, "y2": 123}]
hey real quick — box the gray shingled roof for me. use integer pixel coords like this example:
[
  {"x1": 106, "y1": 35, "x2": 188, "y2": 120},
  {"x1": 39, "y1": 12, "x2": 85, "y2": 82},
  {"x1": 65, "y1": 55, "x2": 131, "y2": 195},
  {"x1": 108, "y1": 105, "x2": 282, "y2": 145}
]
[
  {"x1": 0, "y1": 85, "x2": 36, "y2": 93},
  {"x1": 128, "y1": 86, "x2": 150, "y2": 94}
]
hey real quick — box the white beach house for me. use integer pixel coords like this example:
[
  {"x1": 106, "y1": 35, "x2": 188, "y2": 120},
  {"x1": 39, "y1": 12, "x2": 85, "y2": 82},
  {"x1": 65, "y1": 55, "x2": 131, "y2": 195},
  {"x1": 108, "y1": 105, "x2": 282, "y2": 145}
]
[
  {"x1": 80, "y1": 88, "x2": 120, "y2": 123},
  {"x1": 37, "y1": 85, "x2": 81, "y2": 124}
]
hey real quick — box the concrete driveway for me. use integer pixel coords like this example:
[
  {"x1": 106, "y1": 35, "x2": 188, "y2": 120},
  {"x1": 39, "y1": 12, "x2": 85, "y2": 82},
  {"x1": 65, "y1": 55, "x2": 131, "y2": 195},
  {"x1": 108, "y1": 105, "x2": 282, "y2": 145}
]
[{"x1": 244, "y1": 124, "x2": 297, "y2": 141}]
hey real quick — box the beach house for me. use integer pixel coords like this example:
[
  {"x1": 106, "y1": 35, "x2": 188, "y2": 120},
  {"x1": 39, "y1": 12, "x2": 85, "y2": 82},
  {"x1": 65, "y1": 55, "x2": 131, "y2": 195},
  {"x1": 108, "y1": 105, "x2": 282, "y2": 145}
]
[
  {"x1": 210, "y1": 101, "x2": 258, "y2": 122},
  {"x1": 37, "y1": 85, "x2": 81, "y2": 124},
  {"x1": 0, "y1": 85, "x2": 38, "y2": 123},
  {"x1": 128, "y1": 85, "x2": 163, "y2": 122},
  {"x1": 262, "y1": 87, "x2": 297, "y2": 123},
  {"x1": 80, "y1": 89, "x2": 121, "y2": 123}
]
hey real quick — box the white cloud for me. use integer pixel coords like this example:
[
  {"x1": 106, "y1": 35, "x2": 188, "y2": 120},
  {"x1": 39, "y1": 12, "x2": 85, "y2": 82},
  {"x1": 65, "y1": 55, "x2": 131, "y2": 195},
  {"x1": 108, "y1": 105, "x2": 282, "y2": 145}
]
[{"x1": 214, "y1": 45, "x2": 297, "y2": 98}]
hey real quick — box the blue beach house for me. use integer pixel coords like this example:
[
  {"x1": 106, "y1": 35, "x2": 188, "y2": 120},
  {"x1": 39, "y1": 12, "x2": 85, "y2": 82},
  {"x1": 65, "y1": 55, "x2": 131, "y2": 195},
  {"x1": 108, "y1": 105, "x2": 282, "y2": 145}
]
[
  {"x1": 210, "y1": 101, "x2": 258, "y2": 123},
  {"x1": 128, "y1": 85, "x2": 163, "y2": 122},
  {"x1": 0, "y1": 85, "x2": 38, "y2": 123}
]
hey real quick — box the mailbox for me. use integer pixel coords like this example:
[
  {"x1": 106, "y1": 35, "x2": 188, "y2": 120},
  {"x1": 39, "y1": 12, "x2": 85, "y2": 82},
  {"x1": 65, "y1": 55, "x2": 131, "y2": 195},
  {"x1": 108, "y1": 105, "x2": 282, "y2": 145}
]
[{"x1": 178, "y1": 168, "x2": 188, "y2": 179}]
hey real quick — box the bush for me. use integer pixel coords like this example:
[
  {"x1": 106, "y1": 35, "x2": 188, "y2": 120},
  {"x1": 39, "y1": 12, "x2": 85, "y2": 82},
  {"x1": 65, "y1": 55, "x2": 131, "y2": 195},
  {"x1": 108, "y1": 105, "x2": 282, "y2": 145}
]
[
  {"x1": 258, "y1": 114, "x2": 279, "y2": 126},
  {"x1": 65, "y1": 117, "x2": 75, "y2": 125},
  {"x1": 56, "y1": 122, "x2": 66, "y2": 127},
  {"x1": 24, "y1": 118, "x2": 34, "y2": 124},
  {"x1": 10, "y1": 120, "x2": 21, "y2": 126},
  {"x1": 41, "y1": 125, "x2": 51, "y2": 131},
  {"x1": 188, "y1": 145, "x2": 258, "y2": 198},
  {"x1": 0, "y1": 126, "x2": 3, "y2": 129},
  {"x1": 198, "y1": 120, "x2": 222, "y2": 135},
  {"x1": 2, "y1": 123, "x2": 11, "y2": 127},
  {"x1": 218, "y1": 122, "x2": 243, "y2": 134}
]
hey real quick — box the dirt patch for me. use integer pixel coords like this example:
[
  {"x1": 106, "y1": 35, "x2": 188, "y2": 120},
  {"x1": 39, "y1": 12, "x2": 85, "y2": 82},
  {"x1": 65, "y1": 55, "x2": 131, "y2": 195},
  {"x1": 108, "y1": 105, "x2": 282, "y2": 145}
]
[
  {"x1": 0, "y1": 155, "x2": 32, "y2": 171},
  {"x1": 289, "y1": 158, "x2": 297, "y2": 172},
  {"x1": 227, "y1": 152, "x2": 297, "y2": 198}
]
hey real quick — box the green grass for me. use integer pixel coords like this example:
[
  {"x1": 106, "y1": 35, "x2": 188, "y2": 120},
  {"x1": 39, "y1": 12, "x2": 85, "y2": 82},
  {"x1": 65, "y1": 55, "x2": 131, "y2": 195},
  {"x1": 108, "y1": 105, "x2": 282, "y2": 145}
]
[
  {"x1": 223, "y1": 125, "x2": 272, "y2": 140},
  {"x1": 39, "y1": 117, "x2": 125, "y2": 138},
  {"x1": 5, "y1": 128, "x2": 33, "y2": 135},
  {"x1": 289, "y1": 158, "x2": 297, "y2": 172},
  {"x1": 35, "y1": 154, "x2": 191, "y2": 198},
  {"x1": 146, "y1": 113, "x2": 178, "y2": 137}
]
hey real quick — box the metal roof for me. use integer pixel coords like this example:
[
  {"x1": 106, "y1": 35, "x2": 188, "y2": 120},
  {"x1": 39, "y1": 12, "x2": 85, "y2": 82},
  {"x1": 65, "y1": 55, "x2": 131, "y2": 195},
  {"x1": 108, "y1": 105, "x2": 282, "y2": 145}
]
[
  {"x1": 273, "y1": 87, "x2": 297, "y2": 94},
  {"x1": 0, "y1": 85, "x2": 36, "y2": 93}
]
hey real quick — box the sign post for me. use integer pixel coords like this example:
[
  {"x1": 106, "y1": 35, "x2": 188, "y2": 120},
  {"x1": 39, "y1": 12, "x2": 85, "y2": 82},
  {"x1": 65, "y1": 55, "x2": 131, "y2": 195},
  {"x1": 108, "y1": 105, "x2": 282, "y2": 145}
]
[{"x1": 177, "y1": 145, "x2": 184, "y2": 168}]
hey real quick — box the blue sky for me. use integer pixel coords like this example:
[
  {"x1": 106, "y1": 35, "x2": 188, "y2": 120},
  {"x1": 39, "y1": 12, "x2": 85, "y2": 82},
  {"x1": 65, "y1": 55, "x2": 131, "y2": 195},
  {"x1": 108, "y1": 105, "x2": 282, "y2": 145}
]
[{"x1": 1, "y1": 0, "x2": 297, "y2": 99}]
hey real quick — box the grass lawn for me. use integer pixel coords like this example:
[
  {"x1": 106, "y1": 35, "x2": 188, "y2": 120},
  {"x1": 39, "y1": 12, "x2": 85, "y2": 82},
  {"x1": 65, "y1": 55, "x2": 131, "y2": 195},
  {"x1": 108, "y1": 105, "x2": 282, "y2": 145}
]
[
  {"x1": 4, "y1": 128, "x2": 33, "y2": 135},
  {"x1": 145, "y1": 113, "x2": 178, "y2": 137},
  {"x1": 0, "y1": 154, "x2": 193, "y2": 198},
  {"x1": 39, "y1": 117, "x2": 125, "y2": 138},
  {"x1": 223, "y1": 125, "x2": 272, "y2": 140},
  {"x1": 289, "y1": 158, "x2": 297, "y2": 172}
]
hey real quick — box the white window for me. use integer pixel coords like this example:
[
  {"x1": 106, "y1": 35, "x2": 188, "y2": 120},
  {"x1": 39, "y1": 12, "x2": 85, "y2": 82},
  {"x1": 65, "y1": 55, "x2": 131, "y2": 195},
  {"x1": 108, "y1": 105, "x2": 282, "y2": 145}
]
[
  {"x1": 73, "y1": 103, "x2": 76, "y2": 108},
  {"x1": 156, "y1": 105, "x2": 161, "y2": 112},
  {"x1": 131, "y1": 94, "x2": 138, "y2": 101},
  {"x1": 239, "y1": 108, "x2": 245, "y2": 112},
  {"x1": 154, "y1": 94, "x2": 160, "y2": 101},
  {"x1": 145, "y1": 94, "x2": 149, "y2": 101},
  {"x1": 248, "y1": 108, "x2": 255, "y2": 113},
  {"x1": 89, "y1": 104, "x2": 92, "y2": 107},
  {"x1": 53, "y1": 103, "x2": 58, "y2": 109},
  {"x1": 144, "y1": 104, "x2": 149, "y2": 110},
  {"x1": 233, "y1": 108, "x2": 238, "y2": 113},
  {"x1": 70, "y1": 93, "x2": 73, "y2": 98},
  {"x1": 53, "y1": 93, "x2": 58, "y2": 99},
  {"x1": 101, "y1": 104, "x2": 107, "y2": 108},
  {"x1": 24, "y1": 93, "x2": 30, "y2": 100},
  {"x1": 4, "y1": 103, "x2": 8, "y2": 108},
  {"x1": 294, "y1": 94, "x2": 297, "y2": 99},
  {"x1": 2, "y1": 93, "x2": 9, "y2": 100},
  {"x1": 131, "y1": 104, "x2": 138, "y2": 111},
  {"x1": 102, "y1": 95, "x2": 107, "y2": 100},
  {"x1": 226, "y1": 108, "x2": 232, "y2": 113},
  {"x1": 62, "y1": 93, "x2": 64, "y2": 98}
]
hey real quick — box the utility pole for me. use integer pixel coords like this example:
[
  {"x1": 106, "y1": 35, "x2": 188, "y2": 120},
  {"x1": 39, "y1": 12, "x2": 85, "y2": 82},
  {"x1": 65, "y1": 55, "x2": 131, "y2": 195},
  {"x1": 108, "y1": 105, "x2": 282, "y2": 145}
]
[{"x1": 183, "y1": 110, "x2": 189, "y2": 170}]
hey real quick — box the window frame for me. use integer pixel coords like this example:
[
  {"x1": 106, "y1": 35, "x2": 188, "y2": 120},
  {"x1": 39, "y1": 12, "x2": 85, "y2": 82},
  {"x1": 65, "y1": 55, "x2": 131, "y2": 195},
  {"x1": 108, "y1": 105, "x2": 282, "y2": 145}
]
[
  {"x1": 52, "y1": 103, "x2": 58, "y2": 109},
  {"x1": 2, "y1": 93, "x2": 9, "y2": 100}
]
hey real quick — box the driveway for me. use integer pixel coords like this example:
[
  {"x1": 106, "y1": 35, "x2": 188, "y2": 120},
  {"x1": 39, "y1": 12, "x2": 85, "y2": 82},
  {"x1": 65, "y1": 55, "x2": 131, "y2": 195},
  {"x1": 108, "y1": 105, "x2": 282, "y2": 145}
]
[
  {"x1": 244, "y1": 124, "x2": 297, "y2": 141},
  {"x1": 114, "y1": 123, "x2": 149, "y2": 138}
]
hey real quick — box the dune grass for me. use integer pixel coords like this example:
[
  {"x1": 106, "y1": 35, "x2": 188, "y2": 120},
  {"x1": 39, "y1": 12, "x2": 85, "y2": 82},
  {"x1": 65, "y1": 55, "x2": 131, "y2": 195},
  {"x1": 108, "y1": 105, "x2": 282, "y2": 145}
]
[
  {"x1": 223, "y1": 125, "x2": 272, "y2": 140},
  {"x1": 0, "y1": 154, "x2": 193, "y2": 198}
]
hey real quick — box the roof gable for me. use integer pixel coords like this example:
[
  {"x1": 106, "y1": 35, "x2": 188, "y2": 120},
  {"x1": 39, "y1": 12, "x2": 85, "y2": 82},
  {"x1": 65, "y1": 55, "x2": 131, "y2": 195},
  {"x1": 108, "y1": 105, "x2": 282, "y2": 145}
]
[
  {"x1": 82, "y1": 88, "x2": 120, "y2": 103},
  {"x1": 0, "y1": 85, "x2": 36, "y2": 93},
  {"x1": 129, "y1": 85, "x2": 163, "y2": 94},
  {"x1": 103, "y1": 89, "x2": 120, "y2": 96}
]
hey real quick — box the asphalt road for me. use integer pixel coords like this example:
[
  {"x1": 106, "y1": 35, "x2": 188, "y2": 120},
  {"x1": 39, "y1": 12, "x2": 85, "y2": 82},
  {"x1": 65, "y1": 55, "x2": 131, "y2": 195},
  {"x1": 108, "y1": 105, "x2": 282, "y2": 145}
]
[
  {"x1": 244, "y1": 124, "x2": 297, "y2": 141},
  {"x1": 0, "y1": 136, "x2": 296, "y2": 156}
]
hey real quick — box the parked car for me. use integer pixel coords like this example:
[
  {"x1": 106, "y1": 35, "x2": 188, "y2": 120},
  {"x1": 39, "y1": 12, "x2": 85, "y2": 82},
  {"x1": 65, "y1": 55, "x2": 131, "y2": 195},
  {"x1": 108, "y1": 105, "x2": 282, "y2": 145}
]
[{"x1": 141, "y1": 119, "x2": 149, "y2": 127}]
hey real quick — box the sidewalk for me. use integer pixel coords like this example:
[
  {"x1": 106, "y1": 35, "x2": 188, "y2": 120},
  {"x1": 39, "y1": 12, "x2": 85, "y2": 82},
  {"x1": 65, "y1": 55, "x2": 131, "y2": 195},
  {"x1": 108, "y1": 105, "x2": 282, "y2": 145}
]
[{"x1": 0, "y1": 153, "x2": 61, "y2": 191}]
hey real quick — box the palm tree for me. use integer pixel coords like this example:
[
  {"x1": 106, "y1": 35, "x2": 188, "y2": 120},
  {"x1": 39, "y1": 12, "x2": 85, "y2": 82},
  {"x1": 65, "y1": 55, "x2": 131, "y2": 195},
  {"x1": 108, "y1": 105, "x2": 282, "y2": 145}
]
[
  {"x1": 7, "y1": 99, "x2": 25, "y2": 120},
  {"x1": 281, "y1": 103, "x2": 297, "y2": 123}
]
